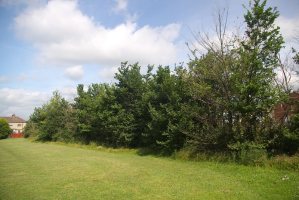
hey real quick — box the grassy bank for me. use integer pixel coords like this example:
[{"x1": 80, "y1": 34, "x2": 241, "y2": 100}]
[{"x1": 0, "y1": 138, "x2": 298, "y2": 200}]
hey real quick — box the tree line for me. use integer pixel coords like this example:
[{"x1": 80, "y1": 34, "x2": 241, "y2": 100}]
[{"x1": 25, "y1": 0, "x2": 299, "y2": 158}]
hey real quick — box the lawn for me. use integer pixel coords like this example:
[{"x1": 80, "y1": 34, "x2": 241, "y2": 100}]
[{"x1": 0, "y1": 139, "x2": 298, "y2": 200}]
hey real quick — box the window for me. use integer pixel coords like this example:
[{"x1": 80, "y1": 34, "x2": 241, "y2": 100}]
[{"x1": 18, "y1": 124, "x2": 22, "y2": 127}]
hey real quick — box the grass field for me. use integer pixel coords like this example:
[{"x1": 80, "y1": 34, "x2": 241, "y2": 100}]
[{"x1": 0, "y1": 139, "x2": 298, "y2": 200}]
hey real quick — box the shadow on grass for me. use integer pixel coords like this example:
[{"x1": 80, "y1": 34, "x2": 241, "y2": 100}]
[
  {"x1": 136, "y1": 147, "x2": 173, "y2": 157},
  {"x1": 25, "y1": 138, "x2": 299, "y2": 171}
]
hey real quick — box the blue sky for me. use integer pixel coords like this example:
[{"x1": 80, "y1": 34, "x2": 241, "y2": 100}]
[{"x1": 0, "y1": 0, "x2": 298, "y2": 119}]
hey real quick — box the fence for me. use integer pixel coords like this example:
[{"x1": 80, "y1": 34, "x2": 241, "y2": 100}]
[{"x1": 9, "y1": 133, "x2": 24, "y2": 138}]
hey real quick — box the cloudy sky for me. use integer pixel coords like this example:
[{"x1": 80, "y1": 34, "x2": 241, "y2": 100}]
[{"x1": 0, "y1": 0, "x2": 298, "y2": 119}]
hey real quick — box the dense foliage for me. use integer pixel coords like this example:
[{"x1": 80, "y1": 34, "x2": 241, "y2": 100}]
[
  {"x1": 25, "y1": 0, "x2": 298, "y2": 158},
  {"x1": 24, "y1": 91, "x2": 77, "y2": 141},
  {"x1": 0, "y1": 119, "x2": 12, "y2": 139}
]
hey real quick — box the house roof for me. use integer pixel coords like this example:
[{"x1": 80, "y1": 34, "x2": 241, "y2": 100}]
[{"x1": 0, "y1": 114, "x2": 26, "y2": 123}]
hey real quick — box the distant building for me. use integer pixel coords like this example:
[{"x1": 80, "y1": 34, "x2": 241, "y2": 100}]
[
  {"x1": 0, "y1": 114, "x2": 27, "y2": 134},
  {"x1": 273, "y1": 92, "x2": 299, "y2": 123}
]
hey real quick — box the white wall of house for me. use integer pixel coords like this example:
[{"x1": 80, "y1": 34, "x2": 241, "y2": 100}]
[{"x1": 9, "y1": 122, "x2": 26, "y2": 133}]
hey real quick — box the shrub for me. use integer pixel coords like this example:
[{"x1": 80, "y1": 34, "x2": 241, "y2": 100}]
[
  {"x1": 266, "y1": 154, "x2": 299, "y2": 171},
  {"x1": 173, "y1": 146, "x2": 233, "y2": 163},
  {"x1": 0, "y1": 119, "x2": 12, "y2": 139},
  {"x1": 228, "y1": 142, "x2": 268, "y2": 165},
  {"x1": 268, "y1": 124, "x2": 299, "y2": 156},
  {"x1": 24, "y1": 121, "x2": 38, "y2": 138}
]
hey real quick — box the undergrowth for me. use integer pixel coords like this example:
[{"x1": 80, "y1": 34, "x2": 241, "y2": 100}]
[
  {"x1": 30, "y1": 139, "x2": 299, "y2": 171},
  {"x1": 173, "y1": 147, "x2": 299, "y2": 171}
]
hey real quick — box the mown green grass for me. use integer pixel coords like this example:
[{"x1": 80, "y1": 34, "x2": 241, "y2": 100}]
[{"x1": 0, "y1": 139, "x2": 298, "y2": 200}]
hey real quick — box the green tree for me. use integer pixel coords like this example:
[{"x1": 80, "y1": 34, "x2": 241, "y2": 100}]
[
  {"x1": 287, "y1": 110, "x2": 299, "y2": 154},
  {"x1": 186, "y1": 51, "x2": 237, "y2": 150},
  {"x1": 24, "y1": 106, "x2": 46, "y2": 138},
  {"x1": 292, "y1": 47, "x2": 299, "y2": 65},
  {"x1": 234, "y1": 0, "x2": 284, "y2": 144},
  {"x1": 74, "y1": 84, "x2": 107, "y2": 143},
  {"x1": 186, "y1": 0, "x2": 285, "y2": 155},
  {"x1": 144, "y1": 66, "x2": 186, "y2": 153},
  {"x1": 185, "y1": 9, "x2": 239, "y2": 151},
  {"x1": 96, "y1": 84, "x2": 135, "y2": 147},
  {"x1": 0, "y1": 118, "x2": 12, "y2": 139},
  {"x1": 26, "y1": 91, "x2": 77, "y2": 142},
  {"x1": 113, "y1": 62, "x2": 150, "y2": 147}
]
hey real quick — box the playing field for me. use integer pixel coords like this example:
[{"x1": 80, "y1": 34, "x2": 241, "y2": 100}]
[{"x1": 0, "y1": 139, "x2": 298, "y2": 200}]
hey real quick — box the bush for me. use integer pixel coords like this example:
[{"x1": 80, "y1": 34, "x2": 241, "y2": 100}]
[
  {"x1": 24, "y1": 121, "x2": 38, "y2": 138},
  {"x1": 228, "y1": 142, "x2": 268, "y2": 165},
  {"x1": 235, "y1": 148, "x2": 268, "y2": 166},
  {"x1": 268, "y1": 124, "x2": 299, "y2": 156},
  {"x1": 173, "y1": 142, "x2": 270, "y2": 166},
  {"x1": 0, "y1": 119, "x2": 12, "y2": 139},
  {"x1": 173, "y1": 146, "x2": 233, "y2": 163},
  {"x1": 266, "y1": 154, "x2": 299, "y2": 171}
]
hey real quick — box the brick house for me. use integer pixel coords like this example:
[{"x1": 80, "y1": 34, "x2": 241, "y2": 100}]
[
  {"x1": 0, "y1": 114, "x2": 26, "y2": 138},
  {"x1": 273, "y1": 92, "x2": 299, "y2": 123}
]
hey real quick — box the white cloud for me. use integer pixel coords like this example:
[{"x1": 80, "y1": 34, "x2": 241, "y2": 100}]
[
  {"x1": 292, "y1": 75, "x2": 299, "y2": 90},
  {"x1": 0, "y1": 88, "x2": 50, "y2": 120},
  {"x1": 276, "y1": 16, "x2": 299, "y2": 88},
  {"x1": 276, "y1": 69, "x2": 299, "y2": 91},
  {"x1": 60, "y1": 86, "x2": 77, "y2": 102},
  {"x1": 0, "y1": 73, "x2": 37, "y2": 84},
  {"x1": 277, "y1": 16, "x2": 299, "y2": 44},
  {"x1": 14, "y1": 0, "x2": 181, "y2": 67},
  {"x1": 0, "y1": 87, "x2": 80, "y2": 120},
  {"x1": 99, "y1": 67, "x2": 118, "y2": 81},
  {"x1": 0, "y1": 75, "x2": 8, "y2": 82},
  {"x1": 114, "y1": 0, "x2": 128, "y2": 12},
  {"x1": 64, "y1": 65, "x2": 84, "y2": 80}
]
